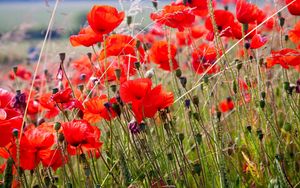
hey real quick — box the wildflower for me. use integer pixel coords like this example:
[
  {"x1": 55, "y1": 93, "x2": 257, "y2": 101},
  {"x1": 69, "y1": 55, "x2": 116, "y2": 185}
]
[
  {"x1": 120, "y1": 78, "x2": 174, "y2": 122},
  {"x1": 219, "y1": 97, "x2": 234, "y2": 112},
  {"x1": 149, "y1": 41, "x2": 178, "y2": 71},
  {"x1": 87, "y1": 5, "x2": 125, "y2": 35},
  {"x1": 266, "y1": 48, "x2": 300, "y2": 69},
  {"x1": 288, "y1": 21, "x2": 300, "y2": 45},
  {"x1": 62, "y1": 120, "x2": 102, "y2": 150},
  {"x1": 83, "y1": 95, "x2": 118, "y2": 123},
  {"x1": 250, "y1": 34, "x2": 268, "y2": 49},
  {"x1": 70, "y1": 26, "x2": 103, "y2": 47},
  {"x1": 236, "y1": 0, "x2": 259, "y2": 24},
  {"x1": 150, "y1": 4, "x2": 195, "y2": 31},
  {"x1": 286, "y1": 0, "x2": 300, "y2": 16}
]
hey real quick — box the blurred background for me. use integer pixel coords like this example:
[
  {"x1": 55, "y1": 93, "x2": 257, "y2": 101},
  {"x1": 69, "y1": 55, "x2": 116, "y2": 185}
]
[{"x1": 0, "y1": 0, "x2": 170, "y2": 67}]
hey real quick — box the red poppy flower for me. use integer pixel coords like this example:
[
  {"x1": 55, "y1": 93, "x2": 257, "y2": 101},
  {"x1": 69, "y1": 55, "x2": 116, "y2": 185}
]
[
  {"x1": 150, "y1": 4, "x2": 195, "y2": 31},
  {"x1": 87, "y1": 5, "x2": 125, "y2": 34},
  {"x1": 150, "y1": 41, "x2": 179, "y2": 71},
  {"x1": 120, "y1": 78, "x2": 174, "y2": 122},
  {"x1": 219, "y1": 97, "x2": 234, "y2": 112},
  {"x1": 288, "y1": 21, "x2": 300, "y2": 44},
  {"x1": 39, "y1": 93, "x2": 60, "y2": 119},
  {"x1": 286, "y1": 0, "x2": 300, "y2": 16},
  {"x1": 205, "y1": 10, "x2": 235, "y2": 39},
  {"x1": 8, "y1": 66, "x2": 32, "y2": 81},
  {"x1": 191, "y1": 25, "x2": 206, "y2": 39},
  {"x1": 266, "y1": 48, "x2": 300, "y2": 69},
  {"x1": 120, "y1": 78, "x2": 152, "y2": 103},
  {"x1": 132, "y1": 85, "x2": 174, "y2": 122},
  {"x1": 192, "y1": 43, "x2": 221, "y2": 74},
  {"x1": 236, "y1": 0, "x2": 258, "y2": 24},
  {"x1": 98, "y1": 34, "x2": 145, "y2": 63},
  {"x1": 231, "y1": 22, "x2": 257, "y2": 40},
  {"x1": 62, "y1": 120, "x2": 102, "y2": 150},
  {"x1": 175, "y1": 0, "x2": 215, "y2": 17},
  {"x1": 83, "y1": 95, "x2": 117, "y2": 123},
  {"x1": 176, "y1": 31, "x2": 192, "y2": 46},
  {"x1": 0, "y1": 117, "x2": 23, "y2": 147},
  {"x1": 250, "y1": 34, "x2": 267, "y2": 49},
  {"x1": 70, "y1": 26, "x2": 103, "y2": 47},
  {"x1": 52, "y1": 88, "x2": 73, "y2": 104}
]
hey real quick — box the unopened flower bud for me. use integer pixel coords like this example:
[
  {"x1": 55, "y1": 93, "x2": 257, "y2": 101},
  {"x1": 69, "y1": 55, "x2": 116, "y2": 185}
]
[
  {"x1": 134, "y1": 62, "x2": 140, "y2": 70},
  {"x1": 179, "y1": 76, "x2": 187, "y2": 88},
  {"x1": 12, "y1": 129, "x2": 19, "y2": 138},
  {"x1": 54, "y1": 122, "x2": 61, "y2": 131},
  {"x1": 59, "y1": 53, "x2": 66, "y2": 62},
  {"x1": 175, "y1": 69, "x2": 182, "y2": 78},
  {"x1": 127, "y1": 16, "x2": 132, "y2": 26},
  {"x1": 115, "y1": 68, "x2": 121, "y2": 80}
]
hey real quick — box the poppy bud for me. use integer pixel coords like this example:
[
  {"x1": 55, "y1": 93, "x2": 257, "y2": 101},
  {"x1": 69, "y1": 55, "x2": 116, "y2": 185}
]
[
  {"x1": 284, "y1": 122, "x2": 292, "y2": 132},
  {"x1": 216, "y1": 111, "x2": 222, "y2": 121},
  {"x1": 52, "y1": 88, "x2": 59, "y2": 94},
  {"x1": 284, "y1": 35, "x2": 289, "y2": 41},
  {"x1": 192, "y1": 95, "x2": 199, "y2": 106},
  {"x1": 259, "y1": 100, "x2": 265, "y2": 109},
  {"x1": 175, "y1": 69, "x2": 182, "y2": 78},
  {"x1": 87, "y1": 52, "x2": 92, "y2": 60},
  {"x1": 193, "y1": 112, "x2": 200, "y2": 121},
  {"x1": 58, "y1": 133, "x2": 64, "y2": 142},
  {"x1": 59, "y1": 53, "x2": 66, "y2": 62},
  {"x1": 237, "y1": 62, "x2": 242, "y2": 71},
  {"x1": 136, "y1": 40, "x2": 141, "y2": 49},
  {"x1": 12, "y1": 129, "x2": 19, "y2": 138},
  {"x1": 139, "y1": 122, "x2": 146, "y2": 132},
  {"x1": 233, "y1": 80, "x2": 238, "y2": 94},
  {"x1": 256, "y1": 129, "x2": 263, "y2": 140},
  {"x1": 193, "y1": 163, "x2": 201, "y2": 175},
  {"x1": 244, "y1": 42, "x2": 250, "y2": 49},
  {"x1": 152, "y1": 0, "x2": 158, "y2": 10},
  {"x1": 224, "y1": 5, "x2": 229, "y2": 10},
  {"x1": 167, "y1": 153, "x2": 173, "y2": 161},
  {"x1": 145, "y1": 68, "x2": 154, "y2": 78},
  {"x1": 195, "y1": 133, "x2": 202, "y2": 144},
  {"x1": 115, "y1": 68, "x2": 121, "y2": 80},
  {"x1": 283, "y1": 81, "x2": 290, "y2": 91},
  {"x1": 277, "y1": 12, "x2": 282, "y2": 18},
  {"x1": 204, "y1": 75, "x2": 209, "y2": 84},
  {"x1": 261, "y1": 91, "x2": 266, "y2": 99},
  {"x1": 78, "y1": 84, "x2": 84, "y2": 92},
  {"x1": 279, "y1": 17, "x2": 285, "y2": 27},
  {"x1": 54, "y1": 122, "x2": 61, "y2": 131},
  {"x1": 134, "y1": 62, "x2": 140, "y2": 70},
  {"x1": 110, "y1": 85, "x2": 117, "y2": 93},
  {"x1": 179, "y1": 76, "x2": 187, "y2": 88},
  {"x1": 80, "y1": 74, "x2": 86, "y2": 81},
  {"x1": 13, "y1": 66, "x2": 18, "y2": 74},
  {"x1": 185, "y1": 99, "x2": 191, "y2": 109},
  {"x1": 178, "y1": 133, "x2": 184, "y2": 142},
  {"x1": 127, "y1": 16, "x2": 132, "y2": 26},
  {"x1": 246, "y1": 125, "x2": 252, "y2": 132}
]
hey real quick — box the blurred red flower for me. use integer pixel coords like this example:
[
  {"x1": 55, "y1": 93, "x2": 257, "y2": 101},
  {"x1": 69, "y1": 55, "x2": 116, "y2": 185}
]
[
  {"x1": 70, "y1": 26, "x2": 103, "y2": 47},
  {"x1": 87, "y1": 5, "x2": 125, "y2": 35},
  {"x1": 236, "y1": 0, "x2": 258, "y2": 24},
  {"x1": 120, "y1": 78, "x2": 174, "y2": 122},
  {"x1": 286, "y1": 0, "x2": 300, "y2": 16},
  {"x1": 62, "y1": 120, "x2": 102, "y2": 150},
  {"x1": 150, "y1": 41, "x2": 178, "y2": 71},
  {"x1": 266, "y1": 48, "x2": 300, "y2": 69},
  {"x1": 219, "y1": 97, "x2": 234, "y2": 112},
  {"x1": 150, "y1": 4, "x2": 195, "y2": 31}
]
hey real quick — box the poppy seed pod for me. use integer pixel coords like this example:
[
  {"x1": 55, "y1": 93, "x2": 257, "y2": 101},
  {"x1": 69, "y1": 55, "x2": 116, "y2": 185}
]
[
  {"x1": 13, "y1": 66, "x2": 18, "y2": 74},
  {"x1": 279, "y1": 17, "x2": 285, "y2": 27},
  {"x1": 110, "y1": 85, "x2": 117, "y2": 93},
  {"x1": 178, "y1": 133, "x2": 185, "y2": 142},
  {"x1": 134, "y1": 62, "x2": 141, "y2": 70},
  {"x1": 259, "y1": 100, "x2": 265, "y2": 109},
  {"x1": 192, "y1": 95, "x2": 199, "y2": 106},
  {"x1": 261, "y1": 91, "x2": 266, "y2": 99},
  {"x1": 59, "y1": 53, "x2": 66, "y2": 62},
  {"x1": 179, "y1": 76, "x2": 187, "y2": 88},
  {"x1": 244, "y1": 42, "x2": 250, "y2": 49},
  {"x1": 52, "y1": 88, "x2": 59, "y2": 94},
  {"x1": 246, "y1": 125, "x2": 252, "y2": 132},
  {"x1": 12, "y1": 128, "x2": 19, "y2": 138},
  {"x1": 115, "y1": 68, "x2": 121, "y2": 80},
  {"x1": 167, "y1": 153, "x2": 173, "y2": 161},
  {"x1": 78, "y1": 84, "x2": 84, "y2": 92},
  {"x1": 127, "y1": 16, "x2": 132, "y2": 26},
  {"x1": 175, "y1": 69, "x2": 182, "y2": 78},
  {"x1": 152, "y1": 0, "x2": 158, "y2": 9}
]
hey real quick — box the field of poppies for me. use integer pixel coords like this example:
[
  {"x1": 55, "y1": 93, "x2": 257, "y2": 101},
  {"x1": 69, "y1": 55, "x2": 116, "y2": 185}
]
[{"x1": 1, "y1": 0, "x2": 300, "y2": 187}]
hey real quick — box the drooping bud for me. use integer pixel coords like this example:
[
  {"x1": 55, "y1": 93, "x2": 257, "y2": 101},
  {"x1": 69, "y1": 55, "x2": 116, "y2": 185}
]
[{"x1": 59, "y1": 53, "x2": 66, "y2": 63}]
